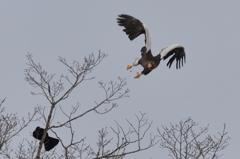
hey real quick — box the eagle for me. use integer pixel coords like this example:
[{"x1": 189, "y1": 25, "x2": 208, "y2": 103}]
[{"x1": 117, "y1": 14, "x2": 186, "y2": 78}]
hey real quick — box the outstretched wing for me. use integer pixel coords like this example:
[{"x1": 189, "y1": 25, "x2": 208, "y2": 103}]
[
  {"x1": 117, "y1": 14, "x2": 151, "y2": 52},
  {"x1": 160, "y1": 44, "x2": 186, "y2": 69},
  {"x1": 44, "y1": 136, "x2": 59, "y2": 151}
]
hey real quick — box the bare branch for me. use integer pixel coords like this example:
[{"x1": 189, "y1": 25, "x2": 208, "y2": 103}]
[
  {"x1": 0, "y1": 98, "x2": 41, "y2": 157},
  {"x1": 158, "y1": 118, "x2": 230, "y2": 159},
  {"x1": 51, "y1": 77, "x2": 129, "y2": 129},
  {"x1": 91, "y1": 112, "x2": 159, "y2": 159},
  {"x1": 15, "y1": 138, "x2": 58, "y2": 159}
]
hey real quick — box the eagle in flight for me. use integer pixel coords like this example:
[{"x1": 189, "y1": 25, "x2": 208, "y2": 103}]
[{"x1": 117, "y1": 14, "x2": 186, "y2": 78}]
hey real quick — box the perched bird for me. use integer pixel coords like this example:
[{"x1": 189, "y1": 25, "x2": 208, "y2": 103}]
[
  {"x1": 33, "y1": 127, "x2": 59, "y2": 151},
  {"x1": 117, "y1": 14, "x2": 186, "y2": 78}
]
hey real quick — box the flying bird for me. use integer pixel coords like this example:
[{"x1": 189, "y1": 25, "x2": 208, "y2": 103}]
[
  {"x1": 33, "y1": 127, "x2": 59, "y2": 151},
  {"x1": 117, "y1": 14, "x2": 186, "y2": 78}
]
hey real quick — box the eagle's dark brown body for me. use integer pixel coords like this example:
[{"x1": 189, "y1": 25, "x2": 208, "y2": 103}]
[{"x1": 138, "y1": 46, "x2": 161, "y2": 75}]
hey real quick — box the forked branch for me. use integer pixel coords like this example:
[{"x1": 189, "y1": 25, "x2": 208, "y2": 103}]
[
  {"x1": 91, "y1": 112, "x2": 159, "y2": 159},
  {"x1": 158, "y1": 118, "x2": 230, "y2": 159}
]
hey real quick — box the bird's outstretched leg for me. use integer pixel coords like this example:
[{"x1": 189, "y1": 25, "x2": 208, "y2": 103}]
[
  {"x1": 134, "y1": 72, "x2": 142, "y2": 78},
  {"x1": 127, "y1": 58, "x2": 140, "y2": 70},
  {"x1": 148, "y1": 63, "x2": 152, "y2": 69},
  {"x1": 126, "y1": 65, "x2": 133, "y2": 70}
]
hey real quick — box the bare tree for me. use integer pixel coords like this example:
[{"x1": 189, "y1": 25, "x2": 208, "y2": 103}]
[
  {"x1": 9, "y1": 51, "x2": 157, "y2": 159},
  {"x1": 158, "y1": 117, "x2": 230, "y2": 159},
  {"x1": 1, "y1": 51, "x2": 229, "y2": 159},
  {"x1": 0, "y1": 98, "x2": 40, "y2": 159}
]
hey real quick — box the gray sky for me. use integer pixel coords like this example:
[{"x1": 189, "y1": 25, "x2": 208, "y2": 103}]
[{"x1": 1, "y1": 1, "x2": 240, "y2": 158}]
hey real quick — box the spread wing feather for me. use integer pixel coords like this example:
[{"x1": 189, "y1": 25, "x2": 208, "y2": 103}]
[
  {"x1": 117, "y1": 14, "x2": 145, "y2": 40},
  {"x1": 160, "y1": 44, "x2": 186, "y2": 69},
  {"x1": 117, "y1": 14, "x2": 152, "y2": 52}
]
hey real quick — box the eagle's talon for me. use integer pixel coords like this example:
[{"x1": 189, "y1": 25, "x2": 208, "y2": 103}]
[
  {"x1": 134, "y1": 72, "x2": 141, "y2": 78},
  {"x1": 127, "y1": 65, "x2": 133, "y2": 70}
]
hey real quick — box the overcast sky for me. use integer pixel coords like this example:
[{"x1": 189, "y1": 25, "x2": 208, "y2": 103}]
[{"x1": 1, "y1": 1, "x2": 240, "y2": 158}]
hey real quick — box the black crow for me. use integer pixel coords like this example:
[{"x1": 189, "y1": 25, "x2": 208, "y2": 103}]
[{"x1": 33, "y1": 126, "x2": 59, "y2": 151}]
